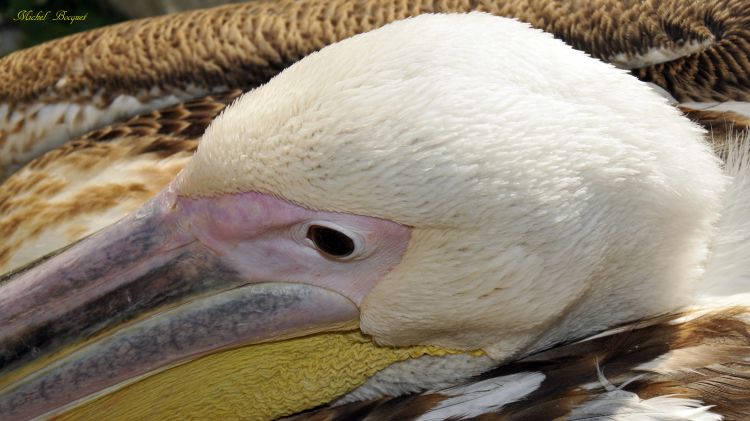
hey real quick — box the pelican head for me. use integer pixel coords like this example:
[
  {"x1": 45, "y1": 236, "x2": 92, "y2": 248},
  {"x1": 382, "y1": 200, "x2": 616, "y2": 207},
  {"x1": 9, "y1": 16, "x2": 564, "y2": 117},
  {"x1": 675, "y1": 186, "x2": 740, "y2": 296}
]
[
  {"x1": 178, "y1": 11, "x2": 726, "y2": 353},
  {"x1": 0, "y1": 12, "x2": 727, "y2": 419}
]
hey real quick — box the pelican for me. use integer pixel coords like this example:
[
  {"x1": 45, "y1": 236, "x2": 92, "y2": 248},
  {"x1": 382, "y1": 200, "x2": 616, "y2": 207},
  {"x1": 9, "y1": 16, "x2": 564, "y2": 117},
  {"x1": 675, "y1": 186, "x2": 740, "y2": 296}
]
[{"x1": 1, "y1": 11, "x2": 749, "y2": 421}]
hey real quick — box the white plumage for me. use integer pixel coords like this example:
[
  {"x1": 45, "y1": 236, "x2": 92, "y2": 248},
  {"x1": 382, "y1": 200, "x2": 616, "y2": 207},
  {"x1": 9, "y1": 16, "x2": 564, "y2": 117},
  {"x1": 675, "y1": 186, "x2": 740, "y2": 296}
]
[{"x1": 179, "y1": 13, "x2": 734, "y2": 362}]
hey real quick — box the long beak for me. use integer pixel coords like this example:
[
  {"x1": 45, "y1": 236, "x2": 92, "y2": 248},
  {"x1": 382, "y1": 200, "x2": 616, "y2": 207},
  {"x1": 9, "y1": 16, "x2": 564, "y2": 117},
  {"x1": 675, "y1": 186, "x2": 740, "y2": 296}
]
[{"x1": 0, "y1": 187, "x2": 359, "y2": 420}]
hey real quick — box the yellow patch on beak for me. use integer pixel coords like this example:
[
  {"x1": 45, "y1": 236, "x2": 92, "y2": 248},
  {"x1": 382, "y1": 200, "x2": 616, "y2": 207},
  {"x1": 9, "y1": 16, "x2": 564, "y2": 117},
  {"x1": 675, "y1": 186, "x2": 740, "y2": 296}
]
[{"x1": 54, "y1": 331, "x2": 483, "y2": 420}]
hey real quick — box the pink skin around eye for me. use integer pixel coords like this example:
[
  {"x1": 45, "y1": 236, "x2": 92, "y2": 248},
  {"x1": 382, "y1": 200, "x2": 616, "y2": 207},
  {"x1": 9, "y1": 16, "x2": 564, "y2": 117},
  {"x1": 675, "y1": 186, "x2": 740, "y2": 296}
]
[{"x1": 176, "y1": 191, "x2": 412, "y2": 306}]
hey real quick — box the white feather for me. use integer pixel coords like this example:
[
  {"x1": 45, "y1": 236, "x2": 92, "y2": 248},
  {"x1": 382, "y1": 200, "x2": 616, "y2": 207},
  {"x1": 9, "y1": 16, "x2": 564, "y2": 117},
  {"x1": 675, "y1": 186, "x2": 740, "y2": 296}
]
[
  {"x1": 416, "y1": 372, "x2": 545, "y2": 421},
  {"x1": 680, "y1": 101, "x2": 750, "y2": 119},
  {"x1": 569, "y1": 392, "x2": 721, "y2": 421},
  {"x1": 700, "y1": 131, "x2": 750, "y2": 302},
  {"x1": 608, "y1": 39, "x2": 712, "y2": 70}
]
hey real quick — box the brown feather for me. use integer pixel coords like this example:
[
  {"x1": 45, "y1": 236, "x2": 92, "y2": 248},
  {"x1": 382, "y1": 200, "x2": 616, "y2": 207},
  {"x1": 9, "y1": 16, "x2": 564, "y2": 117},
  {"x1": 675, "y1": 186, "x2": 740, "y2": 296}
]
[
  {"x1": 679, "y1": 106, "x2": 750, "y2": 154},
  {"x1": 0, "y1": 92, "x2": 238, "y2": 273}
]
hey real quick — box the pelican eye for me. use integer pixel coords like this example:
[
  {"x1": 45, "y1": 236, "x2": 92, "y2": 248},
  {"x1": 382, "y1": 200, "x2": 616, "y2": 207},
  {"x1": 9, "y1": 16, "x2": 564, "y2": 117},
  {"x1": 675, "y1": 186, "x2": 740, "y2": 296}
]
[{"x1": 307, "y1": 225, "x2": 356, "y2": 258}]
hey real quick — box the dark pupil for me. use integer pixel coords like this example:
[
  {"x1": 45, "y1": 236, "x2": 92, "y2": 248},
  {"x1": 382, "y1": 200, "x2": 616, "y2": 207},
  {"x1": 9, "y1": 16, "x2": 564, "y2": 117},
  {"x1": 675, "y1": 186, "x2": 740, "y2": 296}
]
[{"x1": 307, "y1": 226, "x2": 355, "y2": 257}]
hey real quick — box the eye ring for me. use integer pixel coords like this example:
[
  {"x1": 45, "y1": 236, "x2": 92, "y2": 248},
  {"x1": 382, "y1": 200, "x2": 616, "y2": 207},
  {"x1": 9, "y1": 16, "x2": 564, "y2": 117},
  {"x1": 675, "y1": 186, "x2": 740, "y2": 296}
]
[{"x1": 304, "y1": 223, "x2": 362, "y2": 259}]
